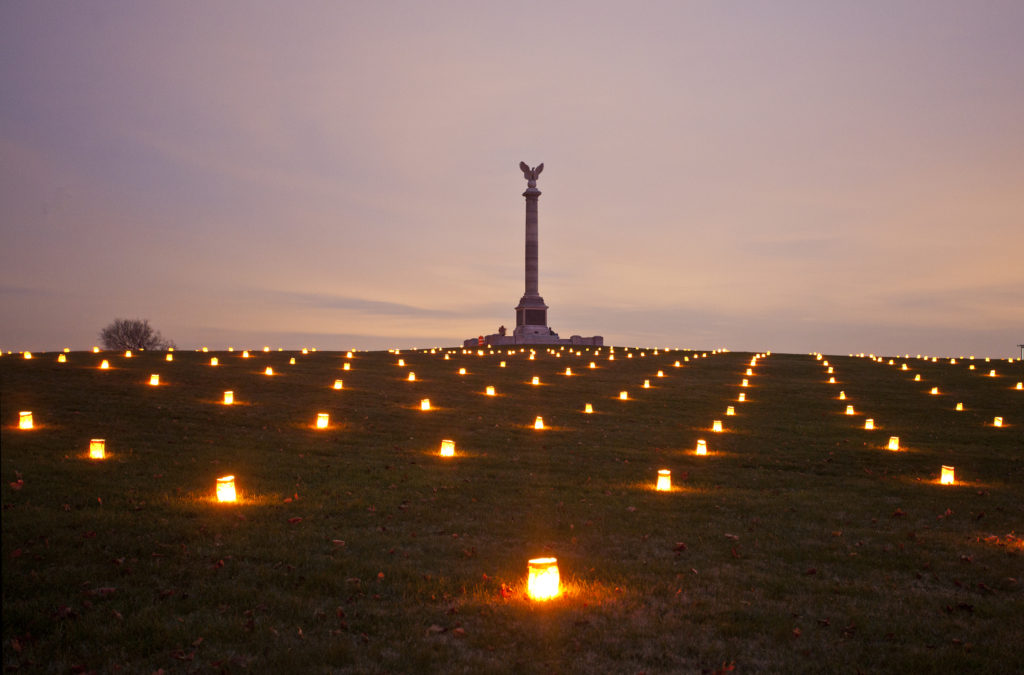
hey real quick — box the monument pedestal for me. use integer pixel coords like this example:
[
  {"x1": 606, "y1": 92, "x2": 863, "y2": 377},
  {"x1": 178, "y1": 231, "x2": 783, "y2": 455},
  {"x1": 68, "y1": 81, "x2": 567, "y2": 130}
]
[{"x1": 514, "y1": 293, "x2": 552, "y2": 339}]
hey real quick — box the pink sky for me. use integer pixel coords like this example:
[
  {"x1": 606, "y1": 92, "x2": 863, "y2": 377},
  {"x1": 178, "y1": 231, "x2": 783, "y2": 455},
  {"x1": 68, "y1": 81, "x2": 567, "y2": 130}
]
[{"x1": 2, "y1": 2, "x2": 1022, "y2": 355}]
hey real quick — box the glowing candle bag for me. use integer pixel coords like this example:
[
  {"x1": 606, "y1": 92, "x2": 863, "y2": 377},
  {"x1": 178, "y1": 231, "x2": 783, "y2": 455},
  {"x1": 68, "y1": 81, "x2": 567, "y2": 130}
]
[{"x1": 527, "y1": 558, "x2": 560, "y2": 600}]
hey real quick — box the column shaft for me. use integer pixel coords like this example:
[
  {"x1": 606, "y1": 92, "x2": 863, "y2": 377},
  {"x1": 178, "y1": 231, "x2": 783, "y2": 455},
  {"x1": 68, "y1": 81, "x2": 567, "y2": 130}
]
[{"x1": 524, "y1": 193, "x2": 539, "y2": 296}]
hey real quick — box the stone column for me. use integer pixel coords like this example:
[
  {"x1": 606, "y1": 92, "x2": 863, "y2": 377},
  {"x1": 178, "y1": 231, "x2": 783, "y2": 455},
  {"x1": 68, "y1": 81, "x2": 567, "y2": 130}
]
[
  {"x1": 523, "y1": 184, "x2": 540, "y2": 297},
  {"x1": 514, "y1": 162, "x2": 551, "y2": 338}
]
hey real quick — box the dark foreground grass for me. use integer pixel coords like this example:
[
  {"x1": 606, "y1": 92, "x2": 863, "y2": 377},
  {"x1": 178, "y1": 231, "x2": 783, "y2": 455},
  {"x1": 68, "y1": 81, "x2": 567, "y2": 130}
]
[{"x1": 2, "y1": 347, "x2": 1022, "y2": 673}]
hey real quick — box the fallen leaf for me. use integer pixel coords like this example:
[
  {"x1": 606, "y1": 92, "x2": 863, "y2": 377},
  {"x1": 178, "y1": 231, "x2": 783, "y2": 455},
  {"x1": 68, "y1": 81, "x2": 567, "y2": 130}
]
[
  {"x1": 673, "y1": 542, "x2": 688, "y2": 552},
  {"x1": 287, "y1": 517, "x2": 303, "y2": 524}
]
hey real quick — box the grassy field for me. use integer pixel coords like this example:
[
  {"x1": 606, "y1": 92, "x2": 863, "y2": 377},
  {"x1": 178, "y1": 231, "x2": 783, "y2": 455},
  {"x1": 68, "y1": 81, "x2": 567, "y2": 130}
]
[{"x1": 2, "y1": 346, "x2": 1022, "y2": 673}]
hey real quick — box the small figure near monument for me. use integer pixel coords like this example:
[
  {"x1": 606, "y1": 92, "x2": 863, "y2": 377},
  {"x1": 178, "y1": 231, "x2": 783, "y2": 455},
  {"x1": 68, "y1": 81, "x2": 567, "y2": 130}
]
[{"x1": 498, "y1": 325, "x2": 506, "y2": 336}]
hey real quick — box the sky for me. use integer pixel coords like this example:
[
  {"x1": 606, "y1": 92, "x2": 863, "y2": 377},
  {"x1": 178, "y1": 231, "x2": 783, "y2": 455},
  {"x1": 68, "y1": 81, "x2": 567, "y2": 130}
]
[{"x1": 2, "y1": 1, "x2": 1022, "y2": 356}]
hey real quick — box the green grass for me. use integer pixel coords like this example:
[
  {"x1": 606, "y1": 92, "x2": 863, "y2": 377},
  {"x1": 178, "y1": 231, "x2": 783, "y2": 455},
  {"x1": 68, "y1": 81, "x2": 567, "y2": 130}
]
[{"x1": 3, "y1": 347, "x2": 1022, "y2": 673}]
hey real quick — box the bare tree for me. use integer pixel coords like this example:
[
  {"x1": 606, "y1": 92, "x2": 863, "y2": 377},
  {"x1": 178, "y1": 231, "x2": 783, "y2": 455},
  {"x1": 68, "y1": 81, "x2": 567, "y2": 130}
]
[{"x1": 99, "y1": 318, "x2": 173, "y2": 351}]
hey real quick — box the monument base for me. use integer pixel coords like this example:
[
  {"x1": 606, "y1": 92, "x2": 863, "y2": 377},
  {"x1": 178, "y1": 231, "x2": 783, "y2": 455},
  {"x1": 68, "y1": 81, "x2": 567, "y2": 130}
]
[
  {"x1": 514, "y1": 323, "x2": 557, "y2": 340},
  {"x1": 463, "y1": 332, "x2": 603, "y2": 348}
]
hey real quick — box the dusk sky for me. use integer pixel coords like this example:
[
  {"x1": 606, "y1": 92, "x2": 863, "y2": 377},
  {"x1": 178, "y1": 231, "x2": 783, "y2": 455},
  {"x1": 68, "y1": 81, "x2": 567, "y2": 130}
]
[{"x1": 2, "y1": 2, "x2": 1022, "y2": 356}]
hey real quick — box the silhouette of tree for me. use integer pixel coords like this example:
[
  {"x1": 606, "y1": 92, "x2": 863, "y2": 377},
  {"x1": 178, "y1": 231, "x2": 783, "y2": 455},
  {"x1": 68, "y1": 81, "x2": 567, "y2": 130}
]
[{"x1": 98, "y1": 318, "x2": 173, "y2": 351}]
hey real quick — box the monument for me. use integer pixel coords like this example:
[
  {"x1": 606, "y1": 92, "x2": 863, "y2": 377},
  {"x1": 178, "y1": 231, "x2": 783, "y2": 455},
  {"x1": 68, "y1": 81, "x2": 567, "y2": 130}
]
[{"x1": 464, "y1": 162, "x2": 603, "y2": 348}]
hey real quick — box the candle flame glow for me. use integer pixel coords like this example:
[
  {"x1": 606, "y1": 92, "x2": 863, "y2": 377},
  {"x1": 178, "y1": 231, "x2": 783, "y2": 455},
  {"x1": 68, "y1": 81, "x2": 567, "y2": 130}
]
[
  {"x1": 89, "y1": 438, "x2": 106, "y2": 459},
  {"x1": 656, "y1": 469, "x2": 671, "y2": 491},
  {"x1": 527, "y1": 558, "x2": 560, "y2": 600},
  {"x1": 216, "y1": 475, "x2": 237, "y2": 502}
]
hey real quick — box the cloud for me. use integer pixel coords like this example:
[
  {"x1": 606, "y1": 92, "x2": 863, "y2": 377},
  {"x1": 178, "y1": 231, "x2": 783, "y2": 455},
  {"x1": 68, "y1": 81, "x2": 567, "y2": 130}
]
[
  {"x1": 737, "y1": 235, "x2": 849, "y2": 259},
  {"x1": 259, "y1": 290, "x2": 479, "y2": 319},
  {"x1": 880, "y1": 282, "x2": 1022, "y2": 311},
  {"x1": 181, "y1": 325, "x2": 446, "y2": 351},
  {"x1": 0, "y1": 285, "x2": 52, "y2": 297}
]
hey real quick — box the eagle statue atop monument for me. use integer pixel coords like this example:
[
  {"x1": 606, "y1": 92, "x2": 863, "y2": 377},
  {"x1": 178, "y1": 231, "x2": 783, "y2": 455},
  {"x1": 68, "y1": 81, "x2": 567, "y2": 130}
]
[{"x1": 519, "y1": 161, "x2": 543, "y2": 188}]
